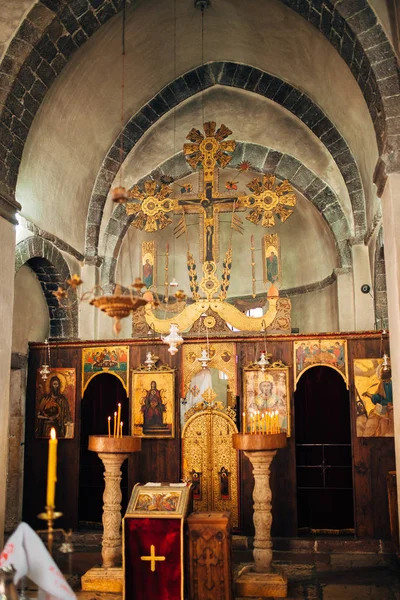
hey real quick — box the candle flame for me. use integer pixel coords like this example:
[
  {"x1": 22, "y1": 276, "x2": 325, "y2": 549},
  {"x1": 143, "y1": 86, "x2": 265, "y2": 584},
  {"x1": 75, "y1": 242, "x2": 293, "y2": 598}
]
[
  {"x1": 108, "y1": 416, "x2": 111, "y2": 421},
  {"x1": 50, "y1": 428, "x2": 56, "y2": 440},
  {"x1": 114, "y1": 411, "x2": 117, "y2": 416}
]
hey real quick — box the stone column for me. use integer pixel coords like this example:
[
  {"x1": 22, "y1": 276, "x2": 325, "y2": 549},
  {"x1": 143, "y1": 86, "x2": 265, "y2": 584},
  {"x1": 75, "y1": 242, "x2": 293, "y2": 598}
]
[
  {"x1": 351, "y1": 243, "x2": 375, "y2": 330},
  {"x1": 99, "y1": 452, "x2": 130, "y2": 568},
  {"x1": 79, "y1": 262, "x2": 100, "y2": 340},
  {"x1": 335, "y1": 267, "x2": 355, "y2": 331},
  {"x1": 0, "y1": 188, "x2": 21, "y2": 548},
  {"x1": 245, "y1": 450, "x2": 276, "y2": 572},
  {"x1": 5, "y1": 354, "x2": 28, "y2": 533},
  {"x1": 380, "y1": 173, "x2": 400, "y2": 527}
]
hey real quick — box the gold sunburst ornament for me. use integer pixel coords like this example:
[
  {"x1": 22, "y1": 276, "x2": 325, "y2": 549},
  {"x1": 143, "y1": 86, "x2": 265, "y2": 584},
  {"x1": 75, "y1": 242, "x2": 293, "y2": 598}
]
[
  {"x1": 125, "y1": 180, "x2": 178, "y2": 232},
  {"x1": 239, "y1": 174, "x2": 297, "y2": 227},
  {"x1": 183, "y1": 121, "x2": 236, "y2": 181}
]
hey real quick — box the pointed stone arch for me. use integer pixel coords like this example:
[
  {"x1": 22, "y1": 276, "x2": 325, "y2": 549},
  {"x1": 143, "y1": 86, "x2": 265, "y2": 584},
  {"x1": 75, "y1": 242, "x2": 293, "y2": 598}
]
[
  {"x1": 0, "y1": 0, "x2": 398, "y2": 206},
  {"x1": 99, "y1": 144, "x2": 351, "y2": 292},
  {"x1": 86, "y1": 63, "x2": 365, "y2": 260}
]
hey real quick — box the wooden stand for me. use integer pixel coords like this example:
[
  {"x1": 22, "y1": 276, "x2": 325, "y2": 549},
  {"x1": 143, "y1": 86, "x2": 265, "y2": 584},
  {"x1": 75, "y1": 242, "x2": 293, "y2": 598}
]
[
  {"x1": 232, "y1": 432, "x2": 287, "y2": 598},
  {"x1": 187, "y1": 511, "x2": 232, "y2": 600},
  {"x1": 81, "y1": 435, "x2": 141, "y2": 593}
]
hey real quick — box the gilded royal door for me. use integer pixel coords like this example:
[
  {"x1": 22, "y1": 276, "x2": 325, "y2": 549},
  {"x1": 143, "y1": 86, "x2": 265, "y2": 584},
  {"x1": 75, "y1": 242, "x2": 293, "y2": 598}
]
[{"x1": 182, "y1": 405, "x2": 239, "y2": 528}]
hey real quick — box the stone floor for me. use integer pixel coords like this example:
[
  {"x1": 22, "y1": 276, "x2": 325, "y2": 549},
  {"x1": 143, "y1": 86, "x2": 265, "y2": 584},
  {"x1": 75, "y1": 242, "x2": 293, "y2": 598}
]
[{"x1": 21, "y1": 535, "x2": 400, "y2": 599}]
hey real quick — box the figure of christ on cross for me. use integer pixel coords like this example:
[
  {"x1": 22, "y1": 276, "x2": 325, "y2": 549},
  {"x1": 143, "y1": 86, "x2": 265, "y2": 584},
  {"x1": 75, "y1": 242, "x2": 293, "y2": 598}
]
[{"x1": 178, "y1": 178, "x2": 239, "y2": 263}]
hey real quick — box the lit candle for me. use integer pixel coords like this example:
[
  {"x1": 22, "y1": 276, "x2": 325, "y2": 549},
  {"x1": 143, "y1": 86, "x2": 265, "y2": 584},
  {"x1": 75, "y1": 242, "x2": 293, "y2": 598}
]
[
  {"x1": 263, "y1": 412, "x2": 267, "y2": 434},
  {"x1": 108, "y1": 416, "x2": 111, "y2": 437},
  {"x1": 117, "y1": 403, "x2": 121, "y2": 436},
  {"x1": 242, "y1": 412, "x2": 246, "y2": 433},
  {"x1": 257, "y1": 411, "x2": 260, "y2": 434},
  {"x1": 46, "y1": 428, "x2": 58, "y2": 509},
  {"x1": 113, "y1": 411, "x2": 117, "y2": 438},
  {"x1": 120, "y1": 421, "x2": 123, "y2": 438}
]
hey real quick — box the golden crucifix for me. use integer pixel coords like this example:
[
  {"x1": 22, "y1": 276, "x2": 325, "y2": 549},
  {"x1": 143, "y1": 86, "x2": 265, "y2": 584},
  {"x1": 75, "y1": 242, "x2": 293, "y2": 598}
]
[
  {"x1": 126, "y1": 122, "x2": 239, "y2": 263},
  {"x1": 140, "y1": 544, "x2": 166, "y2": 572},
  {"x1": 125, "y1": 122, "x2": 296, "y2": 264}
]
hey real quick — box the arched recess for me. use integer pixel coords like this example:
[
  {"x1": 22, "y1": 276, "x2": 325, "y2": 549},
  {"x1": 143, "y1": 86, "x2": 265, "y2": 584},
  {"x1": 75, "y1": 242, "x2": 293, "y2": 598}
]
[
  {"x1": 0, "y1": 0, "x2": 398, "y2": 203},
  {"x1": 15, "y1": 237, "x2": 78, "y2": 339},
  {"x1": 374, "y1": 226, "x2": 388, "y2": 330},
  {"x1": 294, "y1": 365, "x2": 354, "y2": 532},
  {"x1": 79, "y1": 372, "x2": 129, "y2": 525},
  {"x1": 87, "y1": 63, "x2": 365, "y2": 260},
  {"x1": 100, "y1": 145, "x2": 352, "y2": 292}
]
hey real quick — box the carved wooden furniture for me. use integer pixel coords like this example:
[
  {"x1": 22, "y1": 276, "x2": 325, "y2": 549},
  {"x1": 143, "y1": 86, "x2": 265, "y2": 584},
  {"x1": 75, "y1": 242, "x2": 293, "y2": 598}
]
[
  {"x1": 123, "y1": 483, "x2": 192, "y2": 600},
  {"x1": 232, "y1": 432, "x2": 287, "y2": 598},
  {"x1": 187, "y1": 511, "x2": 232, "y2": 600},
  {"x1": 81, "y1": 435, "x2": 141, "y2": 593}
]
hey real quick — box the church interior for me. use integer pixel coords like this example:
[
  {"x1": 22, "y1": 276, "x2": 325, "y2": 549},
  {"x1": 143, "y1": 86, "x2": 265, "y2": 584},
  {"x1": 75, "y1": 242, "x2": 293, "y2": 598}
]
[{"x1": 2, "y1": 0, "x2": 400, "y2": 598}]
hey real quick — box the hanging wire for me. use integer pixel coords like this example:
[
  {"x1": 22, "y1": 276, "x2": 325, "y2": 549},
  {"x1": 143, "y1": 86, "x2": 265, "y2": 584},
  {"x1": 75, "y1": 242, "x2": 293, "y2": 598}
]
[
  {"x1": 118, "y1": 0, "x2": 127, "y2": 189},
  {"x1": 201, "y1": 7, "x2": 205, "y2": 125},
  {"x1": 172, "y1": 0, "x2": 177, "y2": 284}
]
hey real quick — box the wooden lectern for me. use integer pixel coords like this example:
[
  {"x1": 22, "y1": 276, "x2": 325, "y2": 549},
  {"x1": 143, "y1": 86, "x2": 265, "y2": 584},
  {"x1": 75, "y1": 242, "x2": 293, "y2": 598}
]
[{"x1": 123, "y1": 483, "x2": 191, "y2": 600}]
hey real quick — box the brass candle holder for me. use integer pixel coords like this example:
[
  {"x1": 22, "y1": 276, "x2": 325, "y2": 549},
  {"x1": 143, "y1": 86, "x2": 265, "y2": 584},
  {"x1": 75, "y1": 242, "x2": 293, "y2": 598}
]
[{"x1": 37, "y1": 506, "x2": 72, "y2": 556}]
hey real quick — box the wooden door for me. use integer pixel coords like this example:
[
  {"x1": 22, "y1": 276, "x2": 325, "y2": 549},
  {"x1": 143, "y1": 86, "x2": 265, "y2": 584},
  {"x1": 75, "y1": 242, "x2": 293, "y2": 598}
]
[{"x1": 294, "y1": 366, "x2": 354, "y2": 533}]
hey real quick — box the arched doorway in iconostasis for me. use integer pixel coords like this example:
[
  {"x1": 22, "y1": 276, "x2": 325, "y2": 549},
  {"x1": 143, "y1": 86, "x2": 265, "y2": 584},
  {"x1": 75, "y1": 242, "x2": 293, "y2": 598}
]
[
  {"x1": 181, "y1": 342, "x2": 239, "y2": 528},
  {"x1": 79, "y1": 373, "x2": 129, "y2": 528},
  {"x1": 294, "y1": 365, "x2": 354, "y2": 534}
]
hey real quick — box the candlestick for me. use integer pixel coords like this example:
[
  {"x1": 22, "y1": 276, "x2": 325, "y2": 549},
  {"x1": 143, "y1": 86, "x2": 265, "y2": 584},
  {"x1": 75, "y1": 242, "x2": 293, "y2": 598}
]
[
  {"x1": 108, "y1": 416, "x2": 111, "y2": 437},
  {"x1": 46, "y1": 428, "x2": 58, "y2": 509},
  {"x1": 113, "y1": 412, "x2": 117, "y2": 438},
  {"x1": 242, "y1": 412, "x2": 246, "y2": 433},
  {"x1": 117, "y1": 403, "x2": 121, "y2": 436}
]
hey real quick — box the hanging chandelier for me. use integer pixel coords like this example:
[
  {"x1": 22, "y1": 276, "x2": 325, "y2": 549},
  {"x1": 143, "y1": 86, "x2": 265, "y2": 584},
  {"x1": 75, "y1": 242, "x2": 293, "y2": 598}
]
[
  {"x1": 197, "y1": 348, "x2": 211, "y2": 368},
  {"x1": 257, "y1": 351, "x2": 270, "y2": 372},
  {"x1": 161, "y1": 323, "x2": 184, "y2": 355},
  {"x1": 39, "y1": 338, "x2": 51, "y2": 381}
]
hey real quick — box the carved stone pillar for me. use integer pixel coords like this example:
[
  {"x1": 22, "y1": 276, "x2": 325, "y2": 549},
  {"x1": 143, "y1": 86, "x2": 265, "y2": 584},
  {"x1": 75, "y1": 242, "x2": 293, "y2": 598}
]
[
  {"x1": 233, "y1": 432, "x2": 287, "y2": 598},
  {"x1": 99, "y1": 452, "x2": 129, "y2": 568},
  {"x1": 81, "y1": 435, "x2": 141, "y2": 593},
  {"x1": 245, "y1": 450, "x2": 276, "y2": 572}
]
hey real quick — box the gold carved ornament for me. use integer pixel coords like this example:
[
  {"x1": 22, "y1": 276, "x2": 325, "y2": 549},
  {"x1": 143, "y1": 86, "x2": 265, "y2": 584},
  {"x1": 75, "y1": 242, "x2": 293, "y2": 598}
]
[
  {"x1": 238, "y1": 175, "x2": 297, "y2": 227},
  {"x1": 181, "y1": 404, "x2": 239, "y2": 527},
  {"x1": 126, "y1": 180, "x2": 178, "y2": 232},
  {"x1": 127, "y1": 122, "x2": 296, "y2": 333},
  {"x1": 183, "y1": 122, "x2": 236, "y2": 183},
  {"x1": 182, "y1": 342, "x2": 237, "y2": 398}
]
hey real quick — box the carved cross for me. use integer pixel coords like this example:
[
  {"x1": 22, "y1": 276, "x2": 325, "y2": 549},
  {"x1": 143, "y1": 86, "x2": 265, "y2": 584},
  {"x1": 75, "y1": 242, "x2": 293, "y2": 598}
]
[
  {"x1": 197, "y1": 546, "x2": 219, "y2": 590},
  {"x1": 201, "y1": 387, "x2": 218, "y2": 406}
]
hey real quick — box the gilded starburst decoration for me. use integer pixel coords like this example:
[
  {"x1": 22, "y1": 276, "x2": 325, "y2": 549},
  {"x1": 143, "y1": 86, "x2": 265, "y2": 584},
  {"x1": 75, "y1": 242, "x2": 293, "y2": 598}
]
[
  {"x1": 125, "y1": 180, "x2": 178, "y2": 232},
  {"x1": 238, "y1": 174, "x2": 297, "y2": 227},
  {"x1": 183, "y1": 121, "x2": 236, "y2": 180}
]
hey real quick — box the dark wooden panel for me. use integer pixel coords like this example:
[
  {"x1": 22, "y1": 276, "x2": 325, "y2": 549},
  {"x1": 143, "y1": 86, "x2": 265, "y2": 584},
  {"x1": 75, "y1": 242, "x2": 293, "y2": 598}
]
[
  {"x1": 24, "y1": 333, "x2": 394, "y2": 540},
  {"x1": 23, "y1": 345, "x2": 82, "y2": 531},
  {"x1": 348, "y1": 338, "x2": 395, "y2": 539},
  {"x1": 238, "y1": 339, "x2": 297, "y2": 538}
]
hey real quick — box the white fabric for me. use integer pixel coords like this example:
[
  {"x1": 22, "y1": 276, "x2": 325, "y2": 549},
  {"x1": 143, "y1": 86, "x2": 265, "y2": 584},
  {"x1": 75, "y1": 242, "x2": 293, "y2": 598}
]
[
  {"x1": 181, "y1": 368, "x2": 213, "y2": 423},
  {"x1": 0, "y1": 522, "x2": 76, "y2": 600}
]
